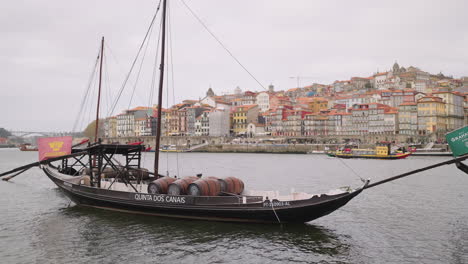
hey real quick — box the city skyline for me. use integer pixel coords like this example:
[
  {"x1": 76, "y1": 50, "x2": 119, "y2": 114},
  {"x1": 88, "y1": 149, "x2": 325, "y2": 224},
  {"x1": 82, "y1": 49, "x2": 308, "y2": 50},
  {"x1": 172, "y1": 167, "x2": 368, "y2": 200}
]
[{"x1": 1, "y1": 0, "x2": 467, "y2": 131}]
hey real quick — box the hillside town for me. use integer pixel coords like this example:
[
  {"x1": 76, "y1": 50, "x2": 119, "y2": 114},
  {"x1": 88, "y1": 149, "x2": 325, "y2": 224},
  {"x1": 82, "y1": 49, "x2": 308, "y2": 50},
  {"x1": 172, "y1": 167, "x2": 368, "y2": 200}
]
[{"x1": 103, "y1": 62, "x2": 468, "y2": 144}]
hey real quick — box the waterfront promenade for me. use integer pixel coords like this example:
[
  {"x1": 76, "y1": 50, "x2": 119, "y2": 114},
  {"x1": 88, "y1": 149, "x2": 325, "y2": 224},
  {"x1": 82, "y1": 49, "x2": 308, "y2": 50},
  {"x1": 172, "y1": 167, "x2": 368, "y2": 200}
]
[{"x1": 102, "y1": 135, "x2": 449, "y2": 154}]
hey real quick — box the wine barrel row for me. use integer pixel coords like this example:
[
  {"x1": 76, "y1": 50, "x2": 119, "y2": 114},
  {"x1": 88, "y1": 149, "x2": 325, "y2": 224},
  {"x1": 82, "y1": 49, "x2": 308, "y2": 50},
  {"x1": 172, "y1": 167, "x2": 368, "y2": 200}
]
[
  {"x1": 188, "y1": 178, "x2": 221, "y2": 196},
  {"x1": 147, "y1": 176, "x2": 176, "y2": 194},
  {"x1": 219, "y1": 177, "x2": 244, "y2": 195},
  {"x1": 147, "y1": 176, "x2": 244, "y2": 196},
  {"x1": 167, "y1": 176, "x2": 199, "y2": 195}
]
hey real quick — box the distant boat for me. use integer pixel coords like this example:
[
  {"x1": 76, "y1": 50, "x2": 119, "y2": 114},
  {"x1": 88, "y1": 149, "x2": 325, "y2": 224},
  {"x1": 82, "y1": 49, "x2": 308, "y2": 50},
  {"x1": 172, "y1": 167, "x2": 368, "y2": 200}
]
[
  {"x1": 160, "y1": 145, "x2": 185, "y2": 152},
  {"x1": 128, "y1": 141, "x2": 152, "y2": 152},
  {"x1": 327, "y1": 144, "x2": 411, "y2": 160},
  {"x1": 410, "y1": 151, "x2": 452, "y2": 157},
  {"x1": 19, "y1": 143, "x2": 38, "y2": 151}
]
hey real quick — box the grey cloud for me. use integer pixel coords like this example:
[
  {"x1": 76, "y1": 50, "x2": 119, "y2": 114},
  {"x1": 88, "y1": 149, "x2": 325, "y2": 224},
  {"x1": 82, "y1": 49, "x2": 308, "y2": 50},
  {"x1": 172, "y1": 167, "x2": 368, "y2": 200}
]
[{"x1": 1, "y1": 0, "x2": 467, "y2": 131}]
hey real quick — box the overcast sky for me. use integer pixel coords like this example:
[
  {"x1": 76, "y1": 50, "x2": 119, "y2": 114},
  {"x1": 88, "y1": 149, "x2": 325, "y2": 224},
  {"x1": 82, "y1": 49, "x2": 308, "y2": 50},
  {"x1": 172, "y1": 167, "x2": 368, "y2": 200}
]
[{"x1": 1, "y1": 0, "x2": 467, "y2": 132}]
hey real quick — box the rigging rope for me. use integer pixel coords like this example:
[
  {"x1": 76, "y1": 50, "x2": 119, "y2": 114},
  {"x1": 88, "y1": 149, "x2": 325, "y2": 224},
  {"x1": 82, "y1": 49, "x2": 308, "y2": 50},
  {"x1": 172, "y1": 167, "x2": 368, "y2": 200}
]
[
  {"x1": 104, "y1": 52, "x2": 112, "y2": 116},
  {"x1": 108, "y1": 0, "x2": 162, "y2": 117},
  {"x1": 104, "y1": 41, "x2": 126, "y2": 119},
  {"x1": 85, "y1": 67, "x2": 100, "y2": 131},
  {"x1": 270, "y1": 201, "x2": 281, "y2": 224},
  {"x1": 180, "y1": 0, "x2": 266, "y2": 91},
  {"x1": 127, "y1": 21, "x2": 155, "y2": 110},
  {"x1": 167, "y1": 1, "x2": 181, "y2": 177},
  {"x1": 165, "y1": 17, "x2": 171, "y2": 176},
  {"x1": 335, "y1": 157, "x2": 366, "y2": 182},
  {"x1": 72, "y1": 49, "x2": 100, "y2": 132},
  {"x1": 148, "y1": 18, "x2": 163, "y2": 110}
]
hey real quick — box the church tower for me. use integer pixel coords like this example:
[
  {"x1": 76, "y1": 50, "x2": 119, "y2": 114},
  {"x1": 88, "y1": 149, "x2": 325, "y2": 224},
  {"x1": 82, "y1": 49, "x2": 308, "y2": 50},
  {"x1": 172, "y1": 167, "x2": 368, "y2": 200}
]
[
  {"x1": 268, "y1": 84, "x2": 274, "y2": 93},
  {"x1": 234, "y1": 86, "x2": 242, "y2": 95},
  {"x1": 206, "y1": 87, "x2": 215, "y2": 97},
  {"x1": 393, "y1": 61, "x2": 400, "y2": 73}
]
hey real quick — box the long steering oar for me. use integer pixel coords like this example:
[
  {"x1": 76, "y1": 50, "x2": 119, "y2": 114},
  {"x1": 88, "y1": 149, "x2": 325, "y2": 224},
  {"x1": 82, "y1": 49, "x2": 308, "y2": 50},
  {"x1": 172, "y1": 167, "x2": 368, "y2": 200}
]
[
  {"x1": 2, "y1": 167, "x2": 33, "y2": 181},
  {"x1": 364, "y1": 154, "x2": 468, "y2": 189},
  {"x1": 1, "y1": 151, "x2": 88, "y2": 181}
]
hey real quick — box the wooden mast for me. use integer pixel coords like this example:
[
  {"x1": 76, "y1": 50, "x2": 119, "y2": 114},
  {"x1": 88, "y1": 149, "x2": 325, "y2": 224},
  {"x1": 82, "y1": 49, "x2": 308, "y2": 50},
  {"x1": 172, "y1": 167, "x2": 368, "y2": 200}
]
[
  {"x1": 154, "y1": 0, "x2": 167, "y2": 176},
  {"x1": 94, "y1": 36, "x2": 105, "y2": 142}
]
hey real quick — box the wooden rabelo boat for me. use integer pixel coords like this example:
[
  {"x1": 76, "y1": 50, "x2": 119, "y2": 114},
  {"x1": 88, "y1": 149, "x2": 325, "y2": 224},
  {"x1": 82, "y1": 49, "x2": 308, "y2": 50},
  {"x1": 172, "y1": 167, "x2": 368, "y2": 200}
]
[
  {"x1": 37, "y1": 0, "x2": 369, "y2": 224},
  {"x1": 42, "y1": 143, "x2": 368, "y2": 223},
  {"x1": 4, "y1": 1, "x2": 466, "y2": 225}
]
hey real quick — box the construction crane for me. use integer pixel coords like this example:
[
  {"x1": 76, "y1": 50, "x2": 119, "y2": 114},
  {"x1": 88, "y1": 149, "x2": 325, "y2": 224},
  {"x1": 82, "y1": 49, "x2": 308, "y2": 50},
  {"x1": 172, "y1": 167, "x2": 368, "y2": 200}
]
[{"x1": 289, "y1": 75, "x2": 315, "y2": 88}]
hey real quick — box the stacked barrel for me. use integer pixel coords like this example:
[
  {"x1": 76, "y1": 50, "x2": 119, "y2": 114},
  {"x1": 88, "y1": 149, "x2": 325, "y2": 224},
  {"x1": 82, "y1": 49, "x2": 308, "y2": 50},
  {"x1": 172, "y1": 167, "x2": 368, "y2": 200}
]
[
  {"x1": 147, "y1": 176, "x2": 244, "y2": 196},
  {"x1": 188, "y1": 176, "x2": 222, "y2": 196},
  {"x1": 218, "y1": 177, "x2": 244, "y2": 195},
  {"x1": 147, "y1": 176, "x2": 177, "y2": 194},
  {"x1": 167, "y1": 176, "x2": 199, "y2": 195}
]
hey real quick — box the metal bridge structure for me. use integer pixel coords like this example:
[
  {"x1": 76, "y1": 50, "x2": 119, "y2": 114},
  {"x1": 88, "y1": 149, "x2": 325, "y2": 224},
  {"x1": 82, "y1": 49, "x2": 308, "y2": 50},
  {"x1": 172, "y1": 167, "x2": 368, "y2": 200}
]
[{"x1": 9, "y1": 131, "x2": 71, "y2": 138}]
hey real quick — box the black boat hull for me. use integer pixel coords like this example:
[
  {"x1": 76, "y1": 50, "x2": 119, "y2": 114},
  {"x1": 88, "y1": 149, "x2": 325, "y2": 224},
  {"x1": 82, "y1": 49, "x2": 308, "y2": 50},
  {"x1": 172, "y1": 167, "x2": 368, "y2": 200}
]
[
  {"x1": 328, "y1": 152, "x2": 411, "y2": 160},
  {"x1": 44, "y1": 166, "x2": 365, "y2": 224}
]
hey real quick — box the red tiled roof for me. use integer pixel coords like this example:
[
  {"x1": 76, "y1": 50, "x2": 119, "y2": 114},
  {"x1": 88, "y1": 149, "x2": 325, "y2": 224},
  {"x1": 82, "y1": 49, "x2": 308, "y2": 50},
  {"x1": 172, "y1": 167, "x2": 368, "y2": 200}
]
[
  {"x1": 374, "y1": 72, "x2": 389, "y2": 76},
  {"x1": 234, "y1": 104, "x2": 258, "y2": 111},
  {"x1": 286, "y1": 87, "x2": 300, "y2": 92},
  {"x1": 399, "y1": 102, "x2": 417, "y2": 106},
  {"x1": 128, "y1": 106, "x2": 152, "y2": 111}
]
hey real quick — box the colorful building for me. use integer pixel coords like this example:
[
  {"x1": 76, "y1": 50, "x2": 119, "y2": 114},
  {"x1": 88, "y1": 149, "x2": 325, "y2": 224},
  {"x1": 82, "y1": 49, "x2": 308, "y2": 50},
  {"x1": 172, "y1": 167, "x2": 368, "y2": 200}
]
[
  {"x1": 417, "y1": 96, "x2": 446, "y2": 134},
  {"x1": 232, "y1": 105, "x2": 259, "y2": 135},
  {"x1": 398, "y1": 102, "x2": 418, "y2": 135},
  {"x1": 432, "y1": 91, "x2": 465, "y2": 131}
]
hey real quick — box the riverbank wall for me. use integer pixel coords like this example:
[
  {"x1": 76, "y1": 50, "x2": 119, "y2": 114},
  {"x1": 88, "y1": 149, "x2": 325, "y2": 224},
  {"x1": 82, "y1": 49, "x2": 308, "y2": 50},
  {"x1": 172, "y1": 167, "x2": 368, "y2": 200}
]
[
  {"x1": 194, "y1": 144, "x2": 376, "y2": 154},
  {"x1": 103, "y1": 136, "x2": 448, "y2": 154}
]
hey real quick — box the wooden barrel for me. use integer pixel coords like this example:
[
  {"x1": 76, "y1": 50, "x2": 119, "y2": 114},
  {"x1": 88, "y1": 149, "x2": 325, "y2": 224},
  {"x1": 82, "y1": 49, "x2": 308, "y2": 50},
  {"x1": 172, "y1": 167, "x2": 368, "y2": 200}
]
[
  {"x1": 101, "y1": 167, "x2": 120, "y2": 178},
  {"x1": 202, "y1": 176, "x2": 226, "y2": 192},
  {"x1": 188, "y1": 178, "x2": 222, "y2": 196},
  {"x1": 219, "y1": 177, "x2": 244, "y2": 194},
  {"x1": 133, "y1": 168, "x2": 150, "y2": 179},
  {"x1": 80, "y1": 175, "x2": 91, "y2": 186},
  {"x1": 167, "y1": 176, "x2": 199, "y2": 195},
  {"x1": 147, "y1": 176, "x2": 176, "y2": 194},
  {"x1": 81, "y1": 168, "x2": 98, "y2": 175}
]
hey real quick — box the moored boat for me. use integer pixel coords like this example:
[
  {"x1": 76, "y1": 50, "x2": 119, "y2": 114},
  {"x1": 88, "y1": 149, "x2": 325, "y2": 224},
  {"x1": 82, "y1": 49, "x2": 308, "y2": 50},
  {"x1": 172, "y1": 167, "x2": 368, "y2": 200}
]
[
  {"x1": 160, "y1": 145, "x2": 185, "y2": 152},
  {"x1": 32, "y1": 0, "x2": 369, "y2": 223},
  {"x1": 327, "y1": 144, "x2": 411, "y2": 160},
  {"x1": 41, "y1": 143, "x2": 368, "y2": 223},
  {"x1": 19, "y1": 143, "x2": 38, "y2": 151}
]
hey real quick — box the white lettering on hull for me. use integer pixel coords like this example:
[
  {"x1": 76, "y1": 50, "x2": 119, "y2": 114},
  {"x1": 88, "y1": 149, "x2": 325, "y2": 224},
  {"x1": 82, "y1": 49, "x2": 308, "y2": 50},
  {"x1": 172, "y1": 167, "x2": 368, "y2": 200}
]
[
  {"x1": 134, "y1": 194, "x2": 186, "y2": 204},
  {"x1": 263, "y1": 201, "x2": 290, "y2": 207}
]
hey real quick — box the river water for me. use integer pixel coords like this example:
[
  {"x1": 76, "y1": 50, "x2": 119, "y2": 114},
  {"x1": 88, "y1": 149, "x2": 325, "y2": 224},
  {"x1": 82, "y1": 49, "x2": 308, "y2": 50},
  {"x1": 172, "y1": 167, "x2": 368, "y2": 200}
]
[{"x1": 1, "y1": 148, "x2": 467, "y2": 264}]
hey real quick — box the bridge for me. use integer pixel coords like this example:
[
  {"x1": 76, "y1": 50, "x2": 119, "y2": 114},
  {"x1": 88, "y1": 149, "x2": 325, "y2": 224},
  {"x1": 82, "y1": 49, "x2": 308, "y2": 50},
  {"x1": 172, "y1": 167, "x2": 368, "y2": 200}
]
[{"x1": 9, "y1": 131, "x2": 72, "y2": 138}]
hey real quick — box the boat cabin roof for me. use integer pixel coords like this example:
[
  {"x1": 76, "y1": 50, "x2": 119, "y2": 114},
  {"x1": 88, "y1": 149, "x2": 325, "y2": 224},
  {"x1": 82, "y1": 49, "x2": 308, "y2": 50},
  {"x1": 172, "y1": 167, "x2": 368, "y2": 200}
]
[{"x1": 72, "y1": 143, "x2": 144, "y2": 155}]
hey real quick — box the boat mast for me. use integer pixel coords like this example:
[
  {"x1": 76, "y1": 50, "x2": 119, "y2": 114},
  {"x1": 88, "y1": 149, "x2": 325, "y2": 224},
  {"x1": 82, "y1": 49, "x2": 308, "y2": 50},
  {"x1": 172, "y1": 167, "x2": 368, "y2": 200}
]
[
  {"x1": 94, "y1": 36, "x2": 105, "y2": 142},
  {"x1": 154, "y1": 0, "x2": 167, "y2": 176}
]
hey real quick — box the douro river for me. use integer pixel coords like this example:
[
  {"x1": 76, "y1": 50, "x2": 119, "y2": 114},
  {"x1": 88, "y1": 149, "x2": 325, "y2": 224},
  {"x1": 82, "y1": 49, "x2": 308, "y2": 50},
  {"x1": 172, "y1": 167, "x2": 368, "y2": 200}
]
[{"x1": 1, "y1": 149, "x2": 467, "y2": 263}]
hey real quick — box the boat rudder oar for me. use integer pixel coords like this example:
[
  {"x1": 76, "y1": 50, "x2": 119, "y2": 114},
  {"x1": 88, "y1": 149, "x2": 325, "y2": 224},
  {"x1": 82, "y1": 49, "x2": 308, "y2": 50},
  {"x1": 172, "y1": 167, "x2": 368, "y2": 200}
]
[
  {"x1": 0, "y1": 151, "x2": 88, "y2": 181},
  {"x1": 364, "y1": 154, "x2": 468, "y2": 189},
  {"x1": 2, "y1": 167, "x2": 32, "y2": 181}
]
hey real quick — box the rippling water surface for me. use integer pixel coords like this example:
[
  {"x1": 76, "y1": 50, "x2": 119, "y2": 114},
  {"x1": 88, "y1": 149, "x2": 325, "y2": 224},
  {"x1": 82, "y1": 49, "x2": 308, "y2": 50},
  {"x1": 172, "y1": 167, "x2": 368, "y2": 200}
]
[{"x1": 1, "y1": 149, "x2": 467, "y2": 263}]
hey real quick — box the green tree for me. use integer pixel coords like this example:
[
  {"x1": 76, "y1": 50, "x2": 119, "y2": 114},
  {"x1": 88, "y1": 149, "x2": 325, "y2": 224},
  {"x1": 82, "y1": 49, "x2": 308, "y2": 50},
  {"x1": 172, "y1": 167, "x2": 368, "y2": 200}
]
[
  {"x1": 83, "y1": 119, "x2": 105, "y2": 142},
  {"x1": 0, "y1": 128, "x2": 12, "y2": 138}
]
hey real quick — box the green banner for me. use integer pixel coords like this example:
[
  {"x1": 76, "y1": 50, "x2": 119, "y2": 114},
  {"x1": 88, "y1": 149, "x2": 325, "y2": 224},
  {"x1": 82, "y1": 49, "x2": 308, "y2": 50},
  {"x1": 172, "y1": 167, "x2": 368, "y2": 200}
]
[{"x1": 446, "y1": 126, "x2": 468, "y2": 157}]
